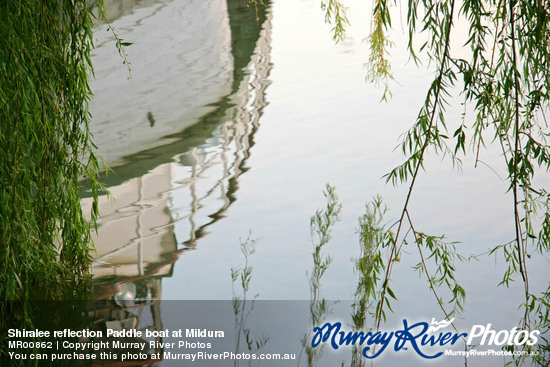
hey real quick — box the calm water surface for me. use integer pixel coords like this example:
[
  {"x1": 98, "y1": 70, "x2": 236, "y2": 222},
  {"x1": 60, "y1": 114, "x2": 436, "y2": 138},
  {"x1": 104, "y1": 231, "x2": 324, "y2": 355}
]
[{"x1": 81, "y1": 0, "x2": 548, "y2": 365}]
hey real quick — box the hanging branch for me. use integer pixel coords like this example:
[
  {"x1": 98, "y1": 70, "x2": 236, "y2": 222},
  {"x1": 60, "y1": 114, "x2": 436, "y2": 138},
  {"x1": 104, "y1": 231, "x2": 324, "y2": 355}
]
[
  {"x1": 508, "y1": 0, "x2": 530, "y2": 327},
  {"x1": 376, "y1": 0, "x2": 457, "y2": 330}
]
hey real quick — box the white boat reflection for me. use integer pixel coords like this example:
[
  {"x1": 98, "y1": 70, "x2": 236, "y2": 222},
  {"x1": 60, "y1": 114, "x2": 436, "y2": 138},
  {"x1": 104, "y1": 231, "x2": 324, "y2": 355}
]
[
  {"x1": 90, "y1": 0, "x2": 233, "y2": 168},
  {"x1": 81, "y1": 0, "x2": 273, "y2": 301}
]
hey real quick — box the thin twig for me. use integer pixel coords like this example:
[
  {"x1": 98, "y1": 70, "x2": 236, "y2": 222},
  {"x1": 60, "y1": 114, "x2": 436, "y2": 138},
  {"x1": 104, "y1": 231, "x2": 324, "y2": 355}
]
[{"x1": 405, "y1": 209, "x2": 465, "y2": 339}]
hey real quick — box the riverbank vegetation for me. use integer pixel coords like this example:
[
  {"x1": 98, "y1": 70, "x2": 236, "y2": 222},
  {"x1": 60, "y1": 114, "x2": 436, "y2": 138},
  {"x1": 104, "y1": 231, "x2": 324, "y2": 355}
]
[{"x1": 0, "y1": 0, "x2": 102, "y2": 321}]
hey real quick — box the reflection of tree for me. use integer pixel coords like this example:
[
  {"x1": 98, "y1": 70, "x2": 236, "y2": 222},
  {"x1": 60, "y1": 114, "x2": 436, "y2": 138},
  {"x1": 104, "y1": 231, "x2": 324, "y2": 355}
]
[
  {"x1": 231, "y1": 234, "x2": 269, "y2": 367},
  {"x1": 299, "y1": 192, "x2": 394, "y2": 366},
  {"x1": 350, "y1": 198, "x2": 387, "y2": 366},
  {"x1": 301, "y1": 185, "x2": 341, "y2": 367}
]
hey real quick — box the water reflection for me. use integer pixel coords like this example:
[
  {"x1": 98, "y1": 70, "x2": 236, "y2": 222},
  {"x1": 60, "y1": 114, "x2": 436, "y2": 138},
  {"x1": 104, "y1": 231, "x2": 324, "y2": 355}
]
[
  {"x1": 231, "y1": 235, "x2": 270, "y2": 366},
  {"x1": 350, "y1": 197, "x2": 387, "y2": 366},
  {"x1": 302, "y1": 185, "x2": 341, "y2": 367},
  {"x1": 90, "y1": 0, "x2": 233, "y2": 167},
  {"x1": 96, "y1": 0, "x2": 168, "y2": 22},
  {"x1": 82, "y1": 0, "x2": 273, "y2": 302},
  {"x1": 87, "y1": 291, "x2": 164, "y2": 364}
]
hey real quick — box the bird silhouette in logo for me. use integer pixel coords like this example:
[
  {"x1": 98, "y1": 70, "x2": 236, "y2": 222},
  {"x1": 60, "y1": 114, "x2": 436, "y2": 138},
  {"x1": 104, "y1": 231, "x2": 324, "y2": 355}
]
[{"x1": 427, "y1": 318, "x2": 455, "y2": 333}]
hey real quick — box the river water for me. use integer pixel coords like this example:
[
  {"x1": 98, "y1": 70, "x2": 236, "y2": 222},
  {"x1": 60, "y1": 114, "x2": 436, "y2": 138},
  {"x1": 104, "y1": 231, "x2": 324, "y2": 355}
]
[{"x1": 81, "y1": 0, "x2": 548, "y2": 366}]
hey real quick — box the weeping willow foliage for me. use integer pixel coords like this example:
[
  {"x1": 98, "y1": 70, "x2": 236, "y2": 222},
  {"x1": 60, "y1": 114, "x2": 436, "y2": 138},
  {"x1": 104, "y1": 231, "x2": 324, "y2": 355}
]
[
  {"x1": 0, "y1": 1, "x2": 101, "y2": 306},
  {"x1": 370, "y1": 0, "x2": 550, "y2": 364},
  {"x1": 324, "y1": 0, "x2": 549, "y2": 364},
  {"x1": 373, "y1": 0, "x2": 550, "y2": 339}
]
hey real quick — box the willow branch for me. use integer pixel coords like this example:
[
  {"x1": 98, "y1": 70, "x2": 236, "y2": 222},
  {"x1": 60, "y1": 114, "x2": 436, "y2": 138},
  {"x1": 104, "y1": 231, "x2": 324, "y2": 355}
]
[
  {"x1": 376, "y1": 0, "x2": 457, "y2": 330},
  {"x1": 509, "y1": 0, "x2": 530, "y2": 327},
  {"x1": 405, "y1": 209, "x2": 466, "y2": 340}
]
